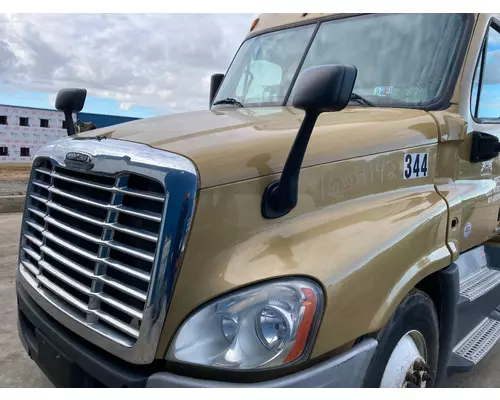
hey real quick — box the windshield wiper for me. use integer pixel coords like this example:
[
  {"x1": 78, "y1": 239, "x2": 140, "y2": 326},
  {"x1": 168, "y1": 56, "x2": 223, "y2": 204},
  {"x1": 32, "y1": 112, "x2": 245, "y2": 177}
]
[
  {"x1": 212, "y1": 97, "x2": 244, "y2": 108},
  {"x1": 349, "y1": 93, "x2": 374, "y2": 107}
]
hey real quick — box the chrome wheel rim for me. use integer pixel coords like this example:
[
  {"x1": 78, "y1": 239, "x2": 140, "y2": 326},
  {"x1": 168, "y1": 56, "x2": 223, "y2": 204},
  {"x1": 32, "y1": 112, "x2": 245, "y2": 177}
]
[{"x1": 380, "y1": 330, "x2": 431, "y2": 388}]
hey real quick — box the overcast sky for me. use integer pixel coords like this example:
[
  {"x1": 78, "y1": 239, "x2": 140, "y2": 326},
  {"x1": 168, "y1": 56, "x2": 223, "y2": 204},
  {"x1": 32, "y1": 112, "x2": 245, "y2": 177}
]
[
  {"x1": 0, "y1": 13, "x2": 255, "y2": 117},
  {"x1": 1, "y1": 13, "x2": 499, "y2": 119}
]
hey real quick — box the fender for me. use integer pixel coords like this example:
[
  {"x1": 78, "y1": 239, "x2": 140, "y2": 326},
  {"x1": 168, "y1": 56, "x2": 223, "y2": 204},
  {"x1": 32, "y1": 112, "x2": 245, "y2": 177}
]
[{"x1": 157, "y1": 145, "x2": 452, "y2": 359}]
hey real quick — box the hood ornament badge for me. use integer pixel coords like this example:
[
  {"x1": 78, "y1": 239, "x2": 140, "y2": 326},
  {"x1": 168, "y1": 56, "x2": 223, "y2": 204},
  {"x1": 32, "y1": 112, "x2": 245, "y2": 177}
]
[{"x1": 64, "y1": 151, "x2": 94, "y2": 170}]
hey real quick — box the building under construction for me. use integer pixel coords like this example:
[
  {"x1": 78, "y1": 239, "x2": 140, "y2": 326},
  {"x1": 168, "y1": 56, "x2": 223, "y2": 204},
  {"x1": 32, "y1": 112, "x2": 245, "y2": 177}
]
[{"x1": 0, "y1": 105, "x2": 139, "y2": 163}]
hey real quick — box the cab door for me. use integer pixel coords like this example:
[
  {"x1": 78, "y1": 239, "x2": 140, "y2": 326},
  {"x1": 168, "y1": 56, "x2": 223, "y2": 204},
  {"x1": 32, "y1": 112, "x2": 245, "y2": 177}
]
[{"x1": 435, "y1": 15, "x2": 500, "y2": 257}]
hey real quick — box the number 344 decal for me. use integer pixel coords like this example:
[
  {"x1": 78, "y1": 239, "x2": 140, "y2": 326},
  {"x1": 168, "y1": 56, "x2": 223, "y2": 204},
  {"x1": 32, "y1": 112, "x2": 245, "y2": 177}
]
[{"x1": 404, "y1": 153, "x2": 429, "y2": 179}]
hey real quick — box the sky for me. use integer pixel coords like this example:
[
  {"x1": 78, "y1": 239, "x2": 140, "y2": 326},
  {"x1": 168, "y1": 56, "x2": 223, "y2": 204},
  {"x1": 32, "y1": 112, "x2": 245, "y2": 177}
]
[
  {"x1": 0, "y1": 13, "x2": 499, "y2": 120},
  {"x1": 0, "y1": 13, "x2": 255, "y2": 118}
]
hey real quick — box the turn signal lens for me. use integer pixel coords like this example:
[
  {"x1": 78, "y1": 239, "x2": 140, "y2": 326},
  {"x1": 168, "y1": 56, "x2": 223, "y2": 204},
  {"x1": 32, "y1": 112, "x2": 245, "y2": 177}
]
[{"x1": 250, "y1": 18, "x2": 259, "y2": 32}]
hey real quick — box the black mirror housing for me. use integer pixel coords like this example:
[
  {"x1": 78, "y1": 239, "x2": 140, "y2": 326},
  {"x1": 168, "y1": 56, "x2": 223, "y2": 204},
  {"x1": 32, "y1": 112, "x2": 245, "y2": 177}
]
[
  {"x1": 261, "y1": 64, "x2": 358, "y2": 219},
  {"x1": 55, "y1": 88, "x2": 87, "y2": 136},
  {"x1": 292, "y1": 64, "x2": 357, "y2": 113},
  {"x1": 55, "y1": 88, "x2": 87, "y2": 113},
  {"x1": 470, "y1": 131, "x2": 500, "y2": 163},
  {"x1": 209, "y1": 74, "x2": 224, "y2": 107}
]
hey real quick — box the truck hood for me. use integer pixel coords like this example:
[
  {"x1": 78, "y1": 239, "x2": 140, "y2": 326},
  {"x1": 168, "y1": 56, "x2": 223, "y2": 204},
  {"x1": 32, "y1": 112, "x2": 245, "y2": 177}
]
[{"x1": 77, "y1": 106, "x2": 438, "y2": 188}]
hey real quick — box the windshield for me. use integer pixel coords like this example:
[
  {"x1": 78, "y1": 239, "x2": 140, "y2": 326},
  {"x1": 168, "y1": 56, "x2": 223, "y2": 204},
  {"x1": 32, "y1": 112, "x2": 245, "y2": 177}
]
[{"x1": 213, "y1": 13, "x2": 468, "y2": 109}]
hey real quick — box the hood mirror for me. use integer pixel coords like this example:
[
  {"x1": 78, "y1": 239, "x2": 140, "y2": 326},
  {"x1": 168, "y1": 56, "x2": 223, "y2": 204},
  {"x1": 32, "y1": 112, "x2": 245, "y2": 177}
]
[
  {"x1": 55, "y1": 88, "x2": 87, "y2": 136},
  {"x1": 261, "y1": 64, "x2": 357, "y2": 219},
  {"x1": 209, "y1": 74, "x2": 224, "y2": 107}
]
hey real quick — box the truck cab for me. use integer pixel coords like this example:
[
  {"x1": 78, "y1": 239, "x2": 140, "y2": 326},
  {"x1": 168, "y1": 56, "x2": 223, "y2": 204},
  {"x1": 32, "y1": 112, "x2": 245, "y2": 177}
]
[{"x1": 15, "y1": 13, "x2": 500, "y2": 387}]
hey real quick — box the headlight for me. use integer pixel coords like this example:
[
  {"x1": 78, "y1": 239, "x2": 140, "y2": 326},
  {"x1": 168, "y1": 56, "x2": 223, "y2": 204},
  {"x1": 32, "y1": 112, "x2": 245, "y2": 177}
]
[{"x1": 166, "y1": 278, "x2": 324, "y2": 370}]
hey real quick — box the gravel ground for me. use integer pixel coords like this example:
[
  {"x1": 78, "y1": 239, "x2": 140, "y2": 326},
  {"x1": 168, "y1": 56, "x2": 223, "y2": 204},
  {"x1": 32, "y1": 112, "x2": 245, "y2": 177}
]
[
  {"x1": 0, "y1": 213, "x2": 51, "y2": 387},
  {"x1": 0, "y1": 166, "x2": 29, "y2": 196},
  {"x1": 0, "y1": 181, "x2": 28, "y2": 196}
]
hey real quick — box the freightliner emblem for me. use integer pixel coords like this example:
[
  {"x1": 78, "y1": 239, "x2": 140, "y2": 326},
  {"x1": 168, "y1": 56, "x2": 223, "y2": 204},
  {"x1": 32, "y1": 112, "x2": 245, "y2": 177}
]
[{"x1": 64, "y1": 151, "x2": 94, "y2": 170}]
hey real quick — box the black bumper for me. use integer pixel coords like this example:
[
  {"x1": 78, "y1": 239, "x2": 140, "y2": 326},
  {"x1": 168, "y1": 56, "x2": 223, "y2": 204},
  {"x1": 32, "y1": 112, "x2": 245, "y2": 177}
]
[
  {"x1": 17, "y1": 282, "x2": 153, "y2": 387},
  {"x1": 17, "y1": 281, "x2": 377, "y2": 388}
]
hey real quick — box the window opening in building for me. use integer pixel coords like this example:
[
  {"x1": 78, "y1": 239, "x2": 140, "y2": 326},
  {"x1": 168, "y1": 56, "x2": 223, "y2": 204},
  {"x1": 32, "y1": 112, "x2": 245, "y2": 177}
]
[
  {"x1": 20, "y1": 147, "x2": 30, "y2": 157},
  {"x1": 20, "y1": 117, "x2": 29, "y2": 127},
  {"x1": 40, "y1": 119, "x2": 49, "y2": 128}
]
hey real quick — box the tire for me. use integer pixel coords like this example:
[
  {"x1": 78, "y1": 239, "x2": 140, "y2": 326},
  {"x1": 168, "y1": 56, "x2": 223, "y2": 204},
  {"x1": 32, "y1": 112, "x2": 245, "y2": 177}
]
[{"x1": 362, "y1": 289, "x2": 439, "y2": 388}]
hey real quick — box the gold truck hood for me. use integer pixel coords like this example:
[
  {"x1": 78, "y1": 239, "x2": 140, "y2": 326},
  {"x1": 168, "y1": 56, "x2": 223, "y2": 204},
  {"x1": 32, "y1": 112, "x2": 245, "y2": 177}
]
[{"x1": 78, "y1": 106, "x2": 438, "y2": 188}]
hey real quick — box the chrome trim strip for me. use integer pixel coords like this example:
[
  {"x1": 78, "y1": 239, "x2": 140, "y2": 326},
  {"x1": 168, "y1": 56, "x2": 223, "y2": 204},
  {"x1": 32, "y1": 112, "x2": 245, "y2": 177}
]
[
  {"x1": 40, "y1": 245, "x2": 94, "y2": 277},
  {"x1": 17, "y1": 137, "x2": 199, "y2": 364},
  {"x1": 51, "y1": 170, "x2": 165, "y2": 201},
  {"x1": 111, "y1": 204, "x2": 162, "y2": 222},
  {"x1": 24, "y1": 232, "x2": 43, "y2": 248},
  {"x1": 22, "y1": 246, "x2": 41, "y2": 262},
  {"x1": 101, "y1": 258, "x2": 151, "y2": 282},
  {"x1": 46, "y1": 201, "x2": 105, "y2": 225}
]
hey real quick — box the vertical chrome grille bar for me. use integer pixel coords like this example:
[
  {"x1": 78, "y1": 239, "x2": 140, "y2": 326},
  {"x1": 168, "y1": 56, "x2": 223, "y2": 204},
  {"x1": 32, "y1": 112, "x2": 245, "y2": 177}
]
[
  {"x1": 87, "y1": 175, "x2": 128, "y2": 324},
  {"x1": 36, "y1": 164, "x2": 55, "y2": 286}
]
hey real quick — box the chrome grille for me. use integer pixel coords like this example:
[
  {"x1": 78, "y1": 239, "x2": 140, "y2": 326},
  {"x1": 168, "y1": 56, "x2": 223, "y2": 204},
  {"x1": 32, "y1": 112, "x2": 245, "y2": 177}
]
[
  {"x1": 18, "y1": 139, "x2": 198, "y2": 364},
  {"x1": 20, "y1": 158, "x2": 166, "y2": 345}
]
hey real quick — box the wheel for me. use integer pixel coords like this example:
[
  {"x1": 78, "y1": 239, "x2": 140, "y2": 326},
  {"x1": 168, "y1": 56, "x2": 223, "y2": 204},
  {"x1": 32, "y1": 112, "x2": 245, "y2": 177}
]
[{"x1": 362, "y1": 289, "x2": 439, "y2": 388}]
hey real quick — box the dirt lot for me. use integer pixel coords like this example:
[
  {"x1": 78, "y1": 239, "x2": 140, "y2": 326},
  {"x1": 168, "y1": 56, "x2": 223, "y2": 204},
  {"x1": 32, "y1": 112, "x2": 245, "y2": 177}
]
[
  {"x1": 0, "y1": 164, "x2": 30, "y2": 181},
  {"x1": 0, "y1": 165, "x2": 30, "y2": 196},
  {"x1": 0, "y1": 213, "x2": 51, "y2": 387}
]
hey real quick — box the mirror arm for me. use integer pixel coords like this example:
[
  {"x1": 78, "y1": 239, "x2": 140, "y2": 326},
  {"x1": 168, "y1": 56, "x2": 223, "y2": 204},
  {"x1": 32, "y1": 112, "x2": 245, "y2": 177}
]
[
  {"x1": 64, "y1": 111, "x2": 75, "y2": 136},
  {"x1": 261, "y1": 111, "x2": 319, "y2": 219}
]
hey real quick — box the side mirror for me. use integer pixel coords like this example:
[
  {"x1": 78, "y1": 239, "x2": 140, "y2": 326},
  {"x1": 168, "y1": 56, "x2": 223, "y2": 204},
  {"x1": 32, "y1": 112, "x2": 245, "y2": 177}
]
[
  {"x1": 261, "y1": 64, "x2": 357, "y2": 219},
  {"x1": 470, "y1": 131, "x2": 500, "y2": 163},
  {"x1": 209, "y1": 73, "x2": 224, "y2": 107},
  {"x1": 55, "y1": 88, "x2": 87, "y2": 136},
  {"x1": 292, "y1": 64, "x2": 357, "y2": 113}
]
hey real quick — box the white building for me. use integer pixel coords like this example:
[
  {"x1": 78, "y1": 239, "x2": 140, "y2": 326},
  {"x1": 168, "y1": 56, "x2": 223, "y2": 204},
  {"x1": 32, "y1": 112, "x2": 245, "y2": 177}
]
[{"x1": 0, "y1": 104, "x2": 76, "y2": 163}]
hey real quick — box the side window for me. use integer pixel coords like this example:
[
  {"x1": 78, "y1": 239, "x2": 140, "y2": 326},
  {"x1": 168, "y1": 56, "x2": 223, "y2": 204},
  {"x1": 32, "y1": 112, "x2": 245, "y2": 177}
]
[{"x1": 471, "y1": 24, "x2": 500, "y2": 120}]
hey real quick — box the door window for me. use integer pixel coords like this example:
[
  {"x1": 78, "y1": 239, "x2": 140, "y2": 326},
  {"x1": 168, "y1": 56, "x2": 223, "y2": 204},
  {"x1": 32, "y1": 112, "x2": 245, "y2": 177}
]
[{"x1": 471, "y1": 23, "x2": 500, "y2": 120}]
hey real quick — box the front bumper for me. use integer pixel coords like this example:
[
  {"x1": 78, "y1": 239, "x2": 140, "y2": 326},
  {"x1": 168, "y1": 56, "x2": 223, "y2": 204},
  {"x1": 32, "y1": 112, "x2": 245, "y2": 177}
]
[{"x1": 17, "y1": 282, "x2": 377, "y2": 388}]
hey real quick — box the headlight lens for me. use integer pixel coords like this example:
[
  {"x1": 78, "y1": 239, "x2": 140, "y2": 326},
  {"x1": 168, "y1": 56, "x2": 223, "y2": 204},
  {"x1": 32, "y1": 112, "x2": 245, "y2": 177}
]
[{"x1": 166, "y1": 279, "x2": 323, "y2": 370}]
